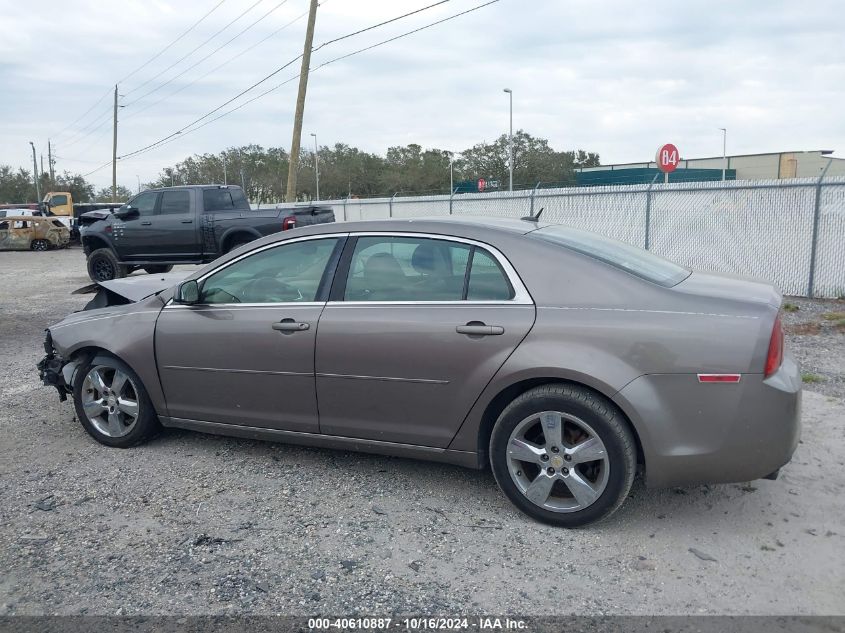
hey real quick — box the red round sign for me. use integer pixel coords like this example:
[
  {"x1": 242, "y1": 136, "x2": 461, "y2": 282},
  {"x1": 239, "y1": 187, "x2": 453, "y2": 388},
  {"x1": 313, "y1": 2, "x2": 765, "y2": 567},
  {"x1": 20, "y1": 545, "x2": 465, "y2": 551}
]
[{"x1": 655, "y1": 143, "x2": 680, "y2": 173}]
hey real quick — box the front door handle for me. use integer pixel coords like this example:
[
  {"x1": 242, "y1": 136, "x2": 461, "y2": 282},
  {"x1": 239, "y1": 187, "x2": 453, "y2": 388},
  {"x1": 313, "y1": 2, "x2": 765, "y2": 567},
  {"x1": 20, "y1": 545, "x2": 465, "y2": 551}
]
[
  {"x1": 456, "y1": 322, "x2": 505, "y2": 336},
  {"x1": 272, "y1": 319, "x2": 310, "y2": 332},
  {"x1": 180, "y1": 219, "x2": 193, "y2": 224},
  {"x1": 140, "y1": 221, "x2": 152, "y2": 225}
]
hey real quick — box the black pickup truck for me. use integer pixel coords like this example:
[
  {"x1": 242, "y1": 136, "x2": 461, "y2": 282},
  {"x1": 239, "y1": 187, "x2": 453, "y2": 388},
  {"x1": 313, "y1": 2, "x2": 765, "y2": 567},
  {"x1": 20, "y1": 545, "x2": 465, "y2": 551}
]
[{"x1": 80, "y1": 185, "x2": 334, "y2": 281}]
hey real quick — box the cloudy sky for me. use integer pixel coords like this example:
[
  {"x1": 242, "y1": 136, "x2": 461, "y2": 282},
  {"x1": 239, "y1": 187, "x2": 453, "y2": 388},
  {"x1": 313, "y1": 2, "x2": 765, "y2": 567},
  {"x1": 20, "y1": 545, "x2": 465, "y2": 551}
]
[{"x1": 1, "y1": 0, "x2": 843, "y2": 191}]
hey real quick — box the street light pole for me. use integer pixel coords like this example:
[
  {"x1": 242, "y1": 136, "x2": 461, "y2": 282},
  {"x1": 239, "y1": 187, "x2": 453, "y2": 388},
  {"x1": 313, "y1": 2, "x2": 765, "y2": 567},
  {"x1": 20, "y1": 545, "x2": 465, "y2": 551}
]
[
  {"x1": 29, "y1": 141, "x2": 41, "y2": 204},
  {"x1": 449, "y1": 154, "x2": 453, "y2": 194},
  {"x1": 310, "y1": 132, "x2": 320, "y2": 201},
  {"x1": 136, "y1": 175, "x2": 141, "y2": 194},
  {"x1": 719, "y1": 127, "x2": 727, "y2": 181},
  {"x1": 503, "y1": 88, "x2": 513, "y2": 192}
]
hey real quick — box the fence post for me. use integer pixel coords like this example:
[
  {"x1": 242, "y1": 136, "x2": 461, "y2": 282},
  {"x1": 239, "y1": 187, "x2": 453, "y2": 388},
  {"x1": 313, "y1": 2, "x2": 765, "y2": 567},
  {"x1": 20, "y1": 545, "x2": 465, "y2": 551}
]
[
  {"x1": 643, "y1": 173, "x2": 659, "y2": 250},
  {"x1": 389, "y1": 192, "x2": 398, "y2": 218},
  {"x1": 343, "y1": 195, "x2": 348, "y2": 222},
  {"x1": 529, "y1": 182, "x2": 541, "y2": 216},
  {"x1": 807, "y1": 158, "x2": 833, "y2": 298},
  {"x1": 449, "y1": 187, "x2": 454, "y2": 215}
]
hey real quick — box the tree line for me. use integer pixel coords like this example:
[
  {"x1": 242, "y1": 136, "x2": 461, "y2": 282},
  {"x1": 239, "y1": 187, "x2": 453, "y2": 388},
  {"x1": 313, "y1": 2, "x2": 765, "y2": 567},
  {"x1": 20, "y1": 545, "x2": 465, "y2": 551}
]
[{"x1": 1, "y1": 131, "x2": 599, "y2": 205}]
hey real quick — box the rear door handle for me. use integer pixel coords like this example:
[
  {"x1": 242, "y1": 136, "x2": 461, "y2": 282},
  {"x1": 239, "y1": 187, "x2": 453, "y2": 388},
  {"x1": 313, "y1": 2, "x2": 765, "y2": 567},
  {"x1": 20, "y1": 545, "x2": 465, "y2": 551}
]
[
  {"x1": 272, "y1": 320, "x2": 310, "y2": 332},
  {"x1": 456, "y1": 323, "x2": 505, "y2": 336},
  {"x1": 180, "y1": 219, "x2": 193, "y2": 224},
  {"x1": 140, "y1": 221, "x2": 152, "y2": 225}
]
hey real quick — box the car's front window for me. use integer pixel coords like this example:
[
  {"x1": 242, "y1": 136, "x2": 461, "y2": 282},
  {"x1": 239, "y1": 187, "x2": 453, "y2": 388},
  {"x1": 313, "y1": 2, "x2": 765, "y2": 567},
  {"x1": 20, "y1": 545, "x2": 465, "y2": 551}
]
[
  {"x1": 122, "y1": 191, "x2": 158, "y2": 216},
  {"x1": 199, "y1": 238, "x2": 339, "y2": 304},
  {"x1": 532, "y1": 225, "x2": 690, "y2": 287}
]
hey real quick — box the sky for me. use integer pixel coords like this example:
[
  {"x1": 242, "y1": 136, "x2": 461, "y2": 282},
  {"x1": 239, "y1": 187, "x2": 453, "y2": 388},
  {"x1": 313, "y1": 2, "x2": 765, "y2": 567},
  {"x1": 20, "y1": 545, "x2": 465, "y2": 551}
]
[{"x1": 1, "y1": 0, "x2": 843, "y2": 192}]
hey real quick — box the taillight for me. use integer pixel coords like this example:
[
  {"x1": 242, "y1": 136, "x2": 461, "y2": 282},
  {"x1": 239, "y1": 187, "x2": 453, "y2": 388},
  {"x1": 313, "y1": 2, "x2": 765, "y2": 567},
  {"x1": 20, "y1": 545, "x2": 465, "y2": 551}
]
[
  {"x1": 764, "y1": 314, "x2": 784, "y2": 378},
  {"x1": 282, "y1": 216, "x2": 296, "y2": 230}
]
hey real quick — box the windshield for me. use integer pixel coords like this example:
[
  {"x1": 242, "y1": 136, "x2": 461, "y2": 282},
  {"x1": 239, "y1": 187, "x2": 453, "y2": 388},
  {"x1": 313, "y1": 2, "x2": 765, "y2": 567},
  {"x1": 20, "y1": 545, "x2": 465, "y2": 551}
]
[{"x1": 531, "y1": 225, "x2": 690, "y2": 287}]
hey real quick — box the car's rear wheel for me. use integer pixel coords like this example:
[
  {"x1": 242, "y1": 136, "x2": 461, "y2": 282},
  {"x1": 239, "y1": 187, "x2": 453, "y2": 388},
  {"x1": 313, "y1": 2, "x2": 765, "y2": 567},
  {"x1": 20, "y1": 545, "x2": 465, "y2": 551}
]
[
  {"x1": 490, "y1": 384, "x2": 636, "y2": 527},
  {"x1": 71, "y1": 355, "x2": 160, "y2": 448},
  {"x1": 225, "y1": 235, "x2": 253, "y2": 253},
  {"x1": 87, "y1": 248, "x2": 127, "y2": 282},
  {"x1": 143, "y1": 264, "x2": 174, "y2": 274},
  {"x1": 30, "y1": 239, "x2": 49, "y2": 251}
]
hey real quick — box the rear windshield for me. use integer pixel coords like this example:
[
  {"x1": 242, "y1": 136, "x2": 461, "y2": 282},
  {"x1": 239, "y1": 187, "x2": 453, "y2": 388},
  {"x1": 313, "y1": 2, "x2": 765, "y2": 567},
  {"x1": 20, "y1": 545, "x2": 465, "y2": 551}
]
[
  {"x1": 203, "y1": 188, "x2": 250, "y2": 212},
  {"x1": 531, "y1": 225, "x2": 690, "y2": 287}
]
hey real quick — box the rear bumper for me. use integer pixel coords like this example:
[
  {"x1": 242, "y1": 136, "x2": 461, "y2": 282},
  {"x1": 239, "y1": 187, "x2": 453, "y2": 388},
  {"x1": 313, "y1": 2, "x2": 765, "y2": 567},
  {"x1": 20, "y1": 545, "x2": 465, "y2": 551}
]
[{"x1": 613, "y1": 356, "x2": 802, "y2": 488}]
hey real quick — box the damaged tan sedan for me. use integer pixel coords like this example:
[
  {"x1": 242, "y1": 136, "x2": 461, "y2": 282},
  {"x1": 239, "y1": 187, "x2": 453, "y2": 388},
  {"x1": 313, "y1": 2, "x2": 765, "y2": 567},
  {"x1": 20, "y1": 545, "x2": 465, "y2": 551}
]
[{"x1": 0, "y1": 216, "x2": 70, "y2": 251}]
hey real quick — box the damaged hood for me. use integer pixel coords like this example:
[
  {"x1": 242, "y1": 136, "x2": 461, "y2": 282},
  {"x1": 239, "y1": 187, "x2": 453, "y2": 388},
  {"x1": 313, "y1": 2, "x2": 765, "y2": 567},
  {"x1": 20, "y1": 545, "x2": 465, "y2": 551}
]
[{"x1": 74, "y1": 272, "x2": 190, "y2": 303}]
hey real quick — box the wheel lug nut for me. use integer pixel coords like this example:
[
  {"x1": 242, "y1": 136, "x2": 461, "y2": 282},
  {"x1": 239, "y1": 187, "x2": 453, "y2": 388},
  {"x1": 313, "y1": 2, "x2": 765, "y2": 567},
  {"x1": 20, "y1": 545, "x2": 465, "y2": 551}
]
[
  {"x1": 541, "y1": 454, "x2": 549, "y2": 461},
  {"x1": 564, "y1": 454, "x2": 572, "y2": 461},
  {"x1": 562, "y1": 467, "x2": 569, "y2": 475},
  {"x1": 547, "y1": 467, "x2": 555, "y2": 475},
  {"x1": 551, "y1": 446, "x2": 560, "y2": 453}
]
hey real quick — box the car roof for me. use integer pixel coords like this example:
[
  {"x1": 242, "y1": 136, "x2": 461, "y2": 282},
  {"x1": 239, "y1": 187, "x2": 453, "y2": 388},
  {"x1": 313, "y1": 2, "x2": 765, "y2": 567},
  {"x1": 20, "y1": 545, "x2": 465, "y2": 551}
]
[
  {"x1": 146, "y1": 185, "x2": 244, "y2": 192},
  {"x1": 287, "y1": 216, "x2": 547, "y2": 238}
]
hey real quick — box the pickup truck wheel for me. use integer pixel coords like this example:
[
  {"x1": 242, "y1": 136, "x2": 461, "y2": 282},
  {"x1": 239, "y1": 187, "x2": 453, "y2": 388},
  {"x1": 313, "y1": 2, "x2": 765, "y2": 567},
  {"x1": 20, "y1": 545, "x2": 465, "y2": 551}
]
[
  {"x1": 72, "y1": 355, "x2": 160, "y2": 448},
  {"x1": 143, "y1": 265, "x2": 174, "y2": 274},
  {"x1": 87, "y1": 248, "x2": 127, "y2": 282},
  {"x1": 225, "y1": 235, "x2": 253, "y2": 253}
]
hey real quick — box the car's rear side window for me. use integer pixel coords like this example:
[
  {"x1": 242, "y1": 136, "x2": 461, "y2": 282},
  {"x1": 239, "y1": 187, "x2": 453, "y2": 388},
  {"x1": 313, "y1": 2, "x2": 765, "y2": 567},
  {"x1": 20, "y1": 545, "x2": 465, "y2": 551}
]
[
  {"x1": 159, "y1": 190, "x2": 191, "y2": 215},
  {"x1": 532, "y1": 226, "x2": 690, "y2": 287},
  {"x1": 203, "y1": 188, "x2": 249, "y2": 211}
]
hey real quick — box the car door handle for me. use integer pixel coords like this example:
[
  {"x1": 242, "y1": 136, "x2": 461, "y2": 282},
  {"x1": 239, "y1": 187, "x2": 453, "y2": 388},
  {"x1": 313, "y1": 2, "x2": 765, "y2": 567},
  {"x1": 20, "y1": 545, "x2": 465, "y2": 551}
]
[
  {"x1": 140, "y1": 221, "x2": 152, "y2": 225},
  {"x1": 272, "y1": 320, "x2": 310, "y2": 332},
  {"x1": 180, "y1": 219, "x2": 193, "y2": 224},
  {"x1": 456, "y1": 322, "x2": 505, "y2": 336}
]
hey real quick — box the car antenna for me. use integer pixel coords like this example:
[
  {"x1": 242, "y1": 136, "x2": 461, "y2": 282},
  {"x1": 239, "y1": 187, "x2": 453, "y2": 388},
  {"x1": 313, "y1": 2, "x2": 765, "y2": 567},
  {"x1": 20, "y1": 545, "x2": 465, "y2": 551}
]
[{"x1": 521, "y1": 207, "x2": 544, "y2": 222}]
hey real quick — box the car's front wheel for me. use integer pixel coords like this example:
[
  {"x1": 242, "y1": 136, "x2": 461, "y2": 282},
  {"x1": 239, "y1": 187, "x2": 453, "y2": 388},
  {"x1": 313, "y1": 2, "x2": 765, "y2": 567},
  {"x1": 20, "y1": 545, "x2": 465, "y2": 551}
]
[
  {"x1": 30, "y1": 239, "x2": 49, "y2": 251},
  {"x1": 72, "y1": 355, "x2": 160, "y2": 448},
  {"x1": 490, "y1": 384, "x2": 636, "y2": 527}
]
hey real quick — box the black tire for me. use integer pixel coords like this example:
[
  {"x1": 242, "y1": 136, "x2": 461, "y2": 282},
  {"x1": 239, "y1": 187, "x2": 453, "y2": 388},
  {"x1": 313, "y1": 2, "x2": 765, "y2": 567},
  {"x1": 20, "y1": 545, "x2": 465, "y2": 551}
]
[
  {"x1": 143, "y1": 265, "x2": 174, "y2": 274},
  {"x1": 490, "y1": 384, "x2": 636, "y2": 528},
  {"x1": 71, "y1": 354, "x2": 160, "y2": 448},
  {"x1": 30, "y1": 239, "x2": 49, "y2": 251},
  {"x1": 87, "y1": 248, "x2": 127, "y2": 282},
  {"x1": 225, "y1": 235, "x2": 253, "y2": 253}
]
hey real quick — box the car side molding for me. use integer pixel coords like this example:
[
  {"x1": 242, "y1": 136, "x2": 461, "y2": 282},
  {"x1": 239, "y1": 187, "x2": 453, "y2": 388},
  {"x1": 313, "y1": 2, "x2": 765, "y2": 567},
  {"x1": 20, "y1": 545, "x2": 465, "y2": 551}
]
[{"x1": 159, "y1": 416, "x2": 481, "y2": 468}]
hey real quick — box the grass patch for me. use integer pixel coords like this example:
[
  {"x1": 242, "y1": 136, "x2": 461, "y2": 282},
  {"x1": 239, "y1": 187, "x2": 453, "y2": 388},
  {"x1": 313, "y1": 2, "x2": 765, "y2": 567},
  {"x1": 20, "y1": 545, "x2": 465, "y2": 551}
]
[
  {"x1": 802, "y1": 372, "x2": 825, "y2": 384},
  {"x1": 822, "y1": 311, "x2": 845, "y2": 321},
  {"x1": 782, "y1": 302, "x2": 800, "y2": 312},
  {"x1": 785, "y1": 322, "x2": 821, "y2": 335}
]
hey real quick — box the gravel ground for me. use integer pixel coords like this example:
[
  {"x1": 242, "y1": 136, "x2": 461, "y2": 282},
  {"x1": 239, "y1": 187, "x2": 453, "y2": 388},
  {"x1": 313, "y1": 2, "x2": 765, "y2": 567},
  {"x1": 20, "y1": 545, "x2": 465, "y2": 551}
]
[
  {"x1": 1, "y1": 247, "x2": 844, "y2": 616},
  {"x1": 781, "y1": 296, "x2": 845, "y2": 400}
]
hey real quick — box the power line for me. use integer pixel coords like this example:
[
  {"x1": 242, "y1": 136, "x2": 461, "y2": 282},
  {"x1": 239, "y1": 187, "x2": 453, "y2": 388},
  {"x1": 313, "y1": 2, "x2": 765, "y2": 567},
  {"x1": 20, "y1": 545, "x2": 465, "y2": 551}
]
[
  {"x1": 123, "y1": 0, "x2": 265, "y2": 98},
  {"x1": 51, "y1": 86, "x2": 113, "y2": 140},
  {"x1": 120, "y1": 0, "x2": 498, "y2": 162},
  {"x1": 119, "y1": 0, "x2": 229, "y2": 84},
  {"x1": 57, "y1": 108, "x2": 115, "y2": 149},
  {"x1": 122, "y1": 7, "x2": 310, "y2": 121},
  {"x1": 123, "y1": 0, "x2": 292, "y2": 109},
  {"x1": 120, "y1": 0, "x2": 460, "y2": 160}
]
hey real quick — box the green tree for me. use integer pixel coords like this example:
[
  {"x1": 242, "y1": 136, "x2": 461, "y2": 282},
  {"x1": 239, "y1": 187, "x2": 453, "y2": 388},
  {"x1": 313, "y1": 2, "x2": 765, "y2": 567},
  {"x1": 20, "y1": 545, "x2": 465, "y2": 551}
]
[{"x1": 94, "y1": 185, "x2": 133, "y2": 202}]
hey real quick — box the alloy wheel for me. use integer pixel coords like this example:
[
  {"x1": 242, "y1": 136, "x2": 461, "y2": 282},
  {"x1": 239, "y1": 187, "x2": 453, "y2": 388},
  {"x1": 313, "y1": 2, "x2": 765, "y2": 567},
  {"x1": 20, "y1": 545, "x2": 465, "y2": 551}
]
[
  {"x1": 80, "y1": 366, "x2": 140, "y2": 438},
  {"x1": 506, "y1": 411, "x2": 610, "y2": 513},
  {"x1": 93, "y1": 257, "x2": 114, "y2": 281}
]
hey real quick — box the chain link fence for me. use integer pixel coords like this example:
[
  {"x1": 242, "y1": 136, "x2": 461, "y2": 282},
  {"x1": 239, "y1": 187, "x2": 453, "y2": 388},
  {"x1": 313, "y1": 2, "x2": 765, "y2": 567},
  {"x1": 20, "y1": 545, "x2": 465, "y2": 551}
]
[{"x1": 282, "y1": 175, "x2": 845, "y2": 298}]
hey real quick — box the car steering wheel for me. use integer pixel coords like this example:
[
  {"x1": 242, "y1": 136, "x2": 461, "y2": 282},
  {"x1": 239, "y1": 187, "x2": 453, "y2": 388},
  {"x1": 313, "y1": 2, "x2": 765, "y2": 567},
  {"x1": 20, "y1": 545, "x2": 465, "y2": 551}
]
[{"x1": 241, "y1": 277, "x2": 303, "y2": 303}]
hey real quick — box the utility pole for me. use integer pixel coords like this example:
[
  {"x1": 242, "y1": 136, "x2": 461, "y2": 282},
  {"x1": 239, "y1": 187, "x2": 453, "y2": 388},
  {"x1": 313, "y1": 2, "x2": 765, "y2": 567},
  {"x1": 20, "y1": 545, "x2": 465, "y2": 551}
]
[
  {"x1": 29, "y1": 142, "x2": 41, "y2": 204},
  {"x1": 48, "y1": 139, "x2": 55, "y2": 183},
  {"x1": 310, "y1": 132, "x2": 320, "y2": 200},
  {"x1": 503, "y1": 88, "x2": 513, "y2": 192},
  {"x1": 222, "y1": 154, "x2": 228, "y2": 185},
  {"x1": 41, "y1": 154, "x2": 45, "y2": 177},
  {"x1": 112, "y1": 84, "x2": 118, "y2": 202},
  {"x1": 719, "y1": 127, "x2": 727, "y2": 181},
  {"x1": 285, "y1": 0, "x2": 319, "y2": 203}
]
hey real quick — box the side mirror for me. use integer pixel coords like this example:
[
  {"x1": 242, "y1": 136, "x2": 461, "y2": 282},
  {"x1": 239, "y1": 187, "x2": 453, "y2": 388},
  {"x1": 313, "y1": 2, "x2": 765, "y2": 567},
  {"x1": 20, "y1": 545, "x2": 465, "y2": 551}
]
[
  {"x1": 114, "y1": 206, "x2": 138, "y2": 219},
  {"x1": 174, "y1": 279, "x2": 200, "y2": 304}
]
